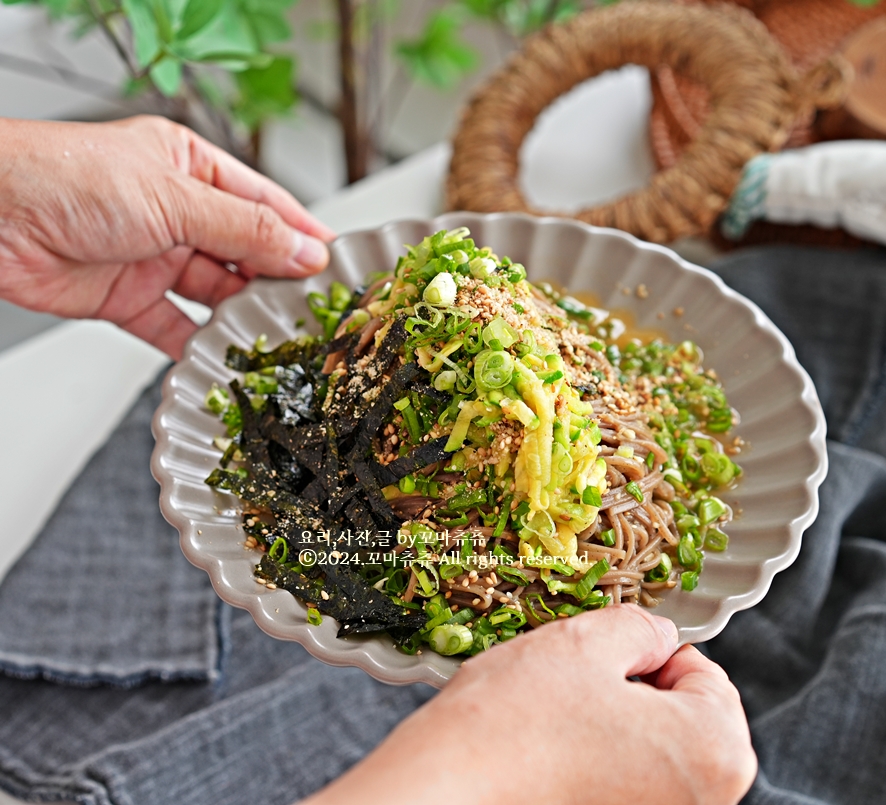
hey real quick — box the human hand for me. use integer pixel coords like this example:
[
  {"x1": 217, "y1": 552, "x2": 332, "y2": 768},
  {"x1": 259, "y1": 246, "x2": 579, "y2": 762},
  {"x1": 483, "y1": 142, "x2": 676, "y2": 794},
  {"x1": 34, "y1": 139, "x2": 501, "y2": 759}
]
[
  {"x1": 0, "y1": 115, "x2": 336, "y2": 359},
  {"x1": 303, "y1": 606, "x2": 756, "y2": 805}
]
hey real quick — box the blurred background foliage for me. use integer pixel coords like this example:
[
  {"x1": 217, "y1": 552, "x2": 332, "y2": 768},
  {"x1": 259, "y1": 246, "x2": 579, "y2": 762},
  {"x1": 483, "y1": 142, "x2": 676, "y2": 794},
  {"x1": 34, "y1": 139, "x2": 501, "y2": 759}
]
[
  {"x1": 0, "y1": 0, "x2": 588, "y2": 176},
  {"x1": 0, "y1": 0, "x2": 878, "y2": 179}
]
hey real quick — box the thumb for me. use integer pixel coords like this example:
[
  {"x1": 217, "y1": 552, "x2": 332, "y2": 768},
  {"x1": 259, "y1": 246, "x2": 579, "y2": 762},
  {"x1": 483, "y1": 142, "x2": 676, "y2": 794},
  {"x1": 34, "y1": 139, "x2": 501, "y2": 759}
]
[
  {"x1": 573, "y1": 604, "x2": 679, "y2": 679},
  {"x1": 170, "y1": 177, "x2": 330, "y2": 277}
]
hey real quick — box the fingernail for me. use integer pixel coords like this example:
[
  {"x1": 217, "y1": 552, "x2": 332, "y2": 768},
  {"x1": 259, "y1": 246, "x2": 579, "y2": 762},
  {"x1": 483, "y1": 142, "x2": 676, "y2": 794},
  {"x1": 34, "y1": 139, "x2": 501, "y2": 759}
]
[
  {"x1": 652, "y1": 615, "x2": 679, "y2": 644},
  {"x1": 291, "y1": 231, "x2": 329, "y2": 273}
]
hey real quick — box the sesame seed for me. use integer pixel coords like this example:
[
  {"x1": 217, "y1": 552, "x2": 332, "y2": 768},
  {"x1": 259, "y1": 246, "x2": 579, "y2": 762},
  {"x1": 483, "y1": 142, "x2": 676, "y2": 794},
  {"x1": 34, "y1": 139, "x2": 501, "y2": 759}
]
[
  {"x1": 266, "y1": 583, "x2": 277, "y2": 590},
  {"x1": 472, "y1": 598, "x2": 481, "y2": 605},
  {"x1": 444, "y1": 591, "x2": 452, "y2": 599},
  {"x1": 320, "y1": 590, "x2": 330, "y2": 601}
]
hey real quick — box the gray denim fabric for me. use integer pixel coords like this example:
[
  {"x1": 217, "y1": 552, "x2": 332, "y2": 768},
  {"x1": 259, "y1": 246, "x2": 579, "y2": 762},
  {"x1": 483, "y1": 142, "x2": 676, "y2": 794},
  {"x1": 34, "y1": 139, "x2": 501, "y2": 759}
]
[
  {"x1": 0, "y1": 244, "x2": 884, "y2": 805},
  {"x1": 0, "y1": 377, "x2": 226, "y2": 686},
  {"x1": 705, "y1": 246, "x2": 886, "y2": 805}
]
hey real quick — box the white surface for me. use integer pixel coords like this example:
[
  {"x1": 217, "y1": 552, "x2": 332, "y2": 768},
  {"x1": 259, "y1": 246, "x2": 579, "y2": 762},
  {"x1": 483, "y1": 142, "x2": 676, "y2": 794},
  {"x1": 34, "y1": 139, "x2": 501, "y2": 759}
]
[
  {"x1": 0, "y1": 6, "x2": 125, "y2": 121},
  {"x1": 0, "y1": 323, "x2": 169, "y2": 584},
  {"x1": 522, "y1": 65, "x2": 656, "y2": 210}
]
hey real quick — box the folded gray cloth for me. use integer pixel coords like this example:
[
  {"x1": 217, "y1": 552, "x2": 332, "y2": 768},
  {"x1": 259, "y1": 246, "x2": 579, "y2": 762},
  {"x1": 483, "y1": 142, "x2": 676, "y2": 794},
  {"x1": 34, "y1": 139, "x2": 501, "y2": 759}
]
[
  {"x1": 0, "y1": 244, "x2": 884, "y2": 805},
  {"x1": 0, "y1": 376, "x2": 226, "y2": 686},
  {"x1": 705, "y1": 245, "x2": 886, "y2": 805}
]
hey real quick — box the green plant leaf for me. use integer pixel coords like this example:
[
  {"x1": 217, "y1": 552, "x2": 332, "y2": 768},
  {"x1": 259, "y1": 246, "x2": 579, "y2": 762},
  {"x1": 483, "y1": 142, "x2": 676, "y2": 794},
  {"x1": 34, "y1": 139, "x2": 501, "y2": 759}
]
[
  {"x1": 122, "y1": 74, "x2": 154, "y2": 96},
  {"x1": 175, "y1": 2, "x2": 259, "y2": 59},
  {"x1": 122, "y1": 0, "x2": 161, "y2": 66},
  {"x1": 233, "y1": 54, "x2": 296, "y2": 130},
  {"x1": 248, "y1": 10, "x2": 290, "y2": 44},
  {"x1": 176, "y1": 0, "x2": 224, "y2": 39},
  {"x1": 461, "y1": 0, "x2": 581, "y2": 36},
  {"x1": 150, "y1": 54, "x2": 183, "y2": 95},
  {"x1": 189, "y1": 49, "x2": 272, "y2": 69},
  {"x1": 396, "y1": 7, "x2": 478, "y2": 88},
  {"x1": 151, "y1": 0, "x2": 175, "y2": 42}
]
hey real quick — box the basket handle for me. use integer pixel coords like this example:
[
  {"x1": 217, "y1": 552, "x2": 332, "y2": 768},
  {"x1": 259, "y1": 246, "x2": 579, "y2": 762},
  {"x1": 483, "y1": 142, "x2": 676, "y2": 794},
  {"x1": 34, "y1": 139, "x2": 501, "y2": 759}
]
[{"x1": 797, "y1": 54, "x2": 853, "y2": 111}]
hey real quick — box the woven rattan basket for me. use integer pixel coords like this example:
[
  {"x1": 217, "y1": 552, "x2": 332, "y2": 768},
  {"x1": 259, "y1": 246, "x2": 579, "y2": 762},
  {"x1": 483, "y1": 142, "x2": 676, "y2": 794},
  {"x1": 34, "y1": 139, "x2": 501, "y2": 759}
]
[
  {"x1": 651, "y1": 0, "x2": 886, "y2": 170},
  {"x1": 447, "y1": 0, "x2": 848, "y2": 244}
]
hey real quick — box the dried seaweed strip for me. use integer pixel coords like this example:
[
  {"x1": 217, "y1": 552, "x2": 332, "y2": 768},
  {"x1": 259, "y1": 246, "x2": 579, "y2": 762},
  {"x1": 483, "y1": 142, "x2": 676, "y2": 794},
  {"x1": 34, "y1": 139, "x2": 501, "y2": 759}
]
[
  {"x1": 372, "y1": 436, "x2": 449, "y2": 486},
  {"x1": 322, "y1": 330, "x2": 359, "y2": 356},
  {"x1": 272, "y1": 364, "x2": 321, "y2": 426},
  {"x1": 263, "y1": 421, "x2": 326, "y2": 474},
  {"x1": 347, "y1": 361, "x2": 421, "y2": 459},
  {"x1": 351, "y1": 459, "x2": 400, "y2": 524}
]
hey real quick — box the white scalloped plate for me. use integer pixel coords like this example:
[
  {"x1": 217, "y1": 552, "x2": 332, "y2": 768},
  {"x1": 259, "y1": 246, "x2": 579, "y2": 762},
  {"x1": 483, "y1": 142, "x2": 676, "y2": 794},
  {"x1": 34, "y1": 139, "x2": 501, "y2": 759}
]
[{"x1": 151, "y1": 213, "x2": 828, "y2": 688}]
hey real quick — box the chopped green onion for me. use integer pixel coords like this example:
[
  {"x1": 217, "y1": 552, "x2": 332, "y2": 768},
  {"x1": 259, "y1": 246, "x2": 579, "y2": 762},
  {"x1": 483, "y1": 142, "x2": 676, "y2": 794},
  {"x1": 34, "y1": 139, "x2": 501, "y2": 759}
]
[
  {"x1": 448, "y1": 488, "x2": 487, "y2": 510},
  {"x1": 429, "y1": 624, "x2": 473, "y2": 655},
  {"x1": 482, "y1": 318, "x2": 519, "y2": 350},
  {"x1": 600, "y1": 528, "x2": 616, "y2": 547},
  {"x1": 497, "y1": 566, "x2": 531, "y2": 585},
  {"x1": 204, "y1": 384, "x2": 229, "y2": 415},
  {"x1": 434, "y1": 370, "x2": 457, "y2": 391},
  {"x1": 538, "y1": 369, "x2": 564, "y2": 384},
  {"x1": 701, "y1": 452, "x2": 736, "y2": 486},
  {"x1": 244, "y1": 372, "x2": 278, "y2": 395},
  {"x1": 681, "y1": 571, "x2": 699, "y2": 591},
  {"x1": 398, "y1": 474, "x2": 416, "y2": 494},
  {"x1": 553, "y1": 603, "x2": 583, "y2": 617},
  {"x1": 526, "y1": 594, "x2": 556, "y2": 622},
  {"x1": 704, "y1": 529, "x2": 729, "y2": 552},
  {"x1": 435, "y1": 512, "x2": 469, "y2": 527},
  {"x1": 645, "y1": 553, "x2": 672, "y2": 583},
  {"x1": 556, "y1": 296, "x2": 593, "y2": 320},
  {"x1": 493, "y1": 495, "x2": 513, "y2": 537},
  {"x1": 306, "y1": 607, "x2": 323, "y2": 626},
  {"x1": 698, "y1": 496, "x2": 728, "y2": 525},
  {"x1": 474, "y1": 349, "x2": 514, "y2": 391},
  {"x1": 676, "y1": 515, "x2": 700, "y2": 536},
  {"x1": 439, "y1": 562, "x2": 464, "y2": 580},
  {"x1": 507, "y1": 263, "x2": 526, "y2": 283},
  {"x1": 269, "y1": 537, "x2": 288, "y2": 563},
  {"x1": 488, "y1": 607, "x2": 527, "y2": 628},
  {"x1": 581, "y1": 486, "x2": 602, "y2": 507},
  {"x1": 677, "y1": 536, "x2": 700, "y2": 570},
  {"x1": 402, "y1": 404, "x2": 423, "y2": 444},
  {"x1": 423, "y1": 272, "x2": 457, "y2": 306},
  {"x1": 646, "y1": 450, "x2": 656, "y2": 469},
  {"x1": 329, "y1": 281, "x2": 352, "y2": 311},
  {"x1": 625, "y1": 481, "x2": 644, "y2": 503},
  {"x1": 575, "y1": 558, "x2": 609, "y2": 600}
]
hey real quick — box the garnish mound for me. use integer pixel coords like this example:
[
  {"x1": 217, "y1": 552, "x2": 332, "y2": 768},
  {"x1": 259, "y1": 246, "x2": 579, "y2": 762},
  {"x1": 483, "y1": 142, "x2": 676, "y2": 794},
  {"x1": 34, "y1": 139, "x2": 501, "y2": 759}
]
[{"x1": 205, "y1": 228, "x2": 741, "y2": 658}]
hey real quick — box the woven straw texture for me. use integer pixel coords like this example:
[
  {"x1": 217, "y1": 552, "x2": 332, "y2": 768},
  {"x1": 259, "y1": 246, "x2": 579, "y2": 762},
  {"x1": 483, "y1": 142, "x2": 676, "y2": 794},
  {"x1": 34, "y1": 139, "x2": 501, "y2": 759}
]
[
  {"x1": 446, "y1": 0, "x2": 847, "y2": 244},
  {"x1": 651, "y1": 0, "x2": 886, "y2": 170}
]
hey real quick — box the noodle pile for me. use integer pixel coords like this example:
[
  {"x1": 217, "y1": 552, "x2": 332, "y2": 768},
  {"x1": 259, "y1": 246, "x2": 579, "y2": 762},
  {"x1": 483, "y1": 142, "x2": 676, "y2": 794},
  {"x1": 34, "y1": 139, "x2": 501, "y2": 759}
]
[{"x1": 206, "y1": 228, "x2": 741, "y2": 656}]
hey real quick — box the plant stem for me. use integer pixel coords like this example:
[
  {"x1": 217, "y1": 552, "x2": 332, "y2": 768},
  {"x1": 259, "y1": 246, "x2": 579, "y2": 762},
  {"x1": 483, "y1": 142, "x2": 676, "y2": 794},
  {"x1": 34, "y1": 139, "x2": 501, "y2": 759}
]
[
  {"x1": 84, "y1": 0, "x2": 139, "y2": 78},
  {"x1": 337, "y1": 0, "x2": 368, "y2": 183}
]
